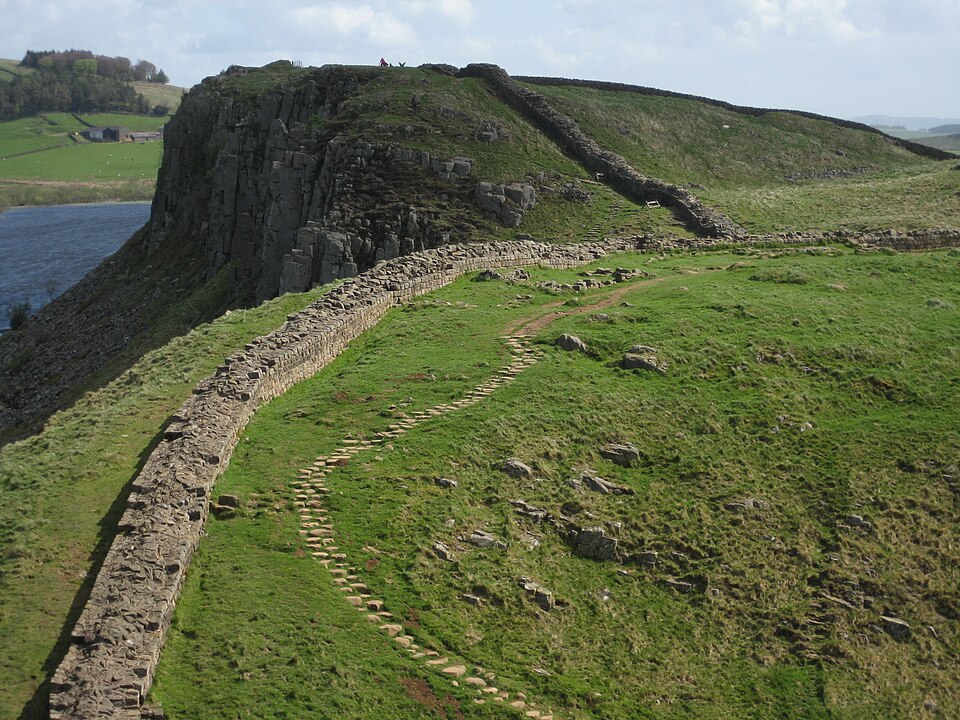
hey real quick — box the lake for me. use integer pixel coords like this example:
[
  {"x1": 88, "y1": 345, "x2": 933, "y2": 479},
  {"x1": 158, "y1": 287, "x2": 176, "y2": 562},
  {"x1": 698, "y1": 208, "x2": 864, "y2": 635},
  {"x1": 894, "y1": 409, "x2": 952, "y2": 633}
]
[{"x1": 0, "y1": 202, "x2": 151, "y2": 330}]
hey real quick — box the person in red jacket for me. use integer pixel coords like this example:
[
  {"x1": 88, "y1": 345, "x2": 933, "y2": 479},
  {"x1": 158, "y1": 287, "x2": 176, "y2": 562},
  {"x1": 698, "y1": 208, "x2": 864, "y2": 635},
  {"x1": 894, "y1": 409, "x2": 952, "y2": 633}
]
[{"x1": 379, "y1": 57, "x2": 388, "y2": 67}]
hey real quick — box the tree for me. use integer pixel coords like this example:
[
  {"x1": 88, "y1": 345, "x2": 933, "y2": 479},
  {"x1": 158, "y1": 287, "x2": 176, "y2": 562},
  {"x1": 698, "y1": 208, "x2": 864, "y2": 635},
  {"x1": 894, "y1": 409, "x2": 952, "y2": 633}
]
[
  {"x1": 73, "y1": 58, "x2": 98, "y2": 76},
  {"x1": 134, "y1": 60, "x2": 157, "y2": 81},
  {"x1": 152, "y1": 103, "x2": 170, "y2": 116},
  {"x1": 153, "y1": 68, "x2": 169, "y2": 84}
]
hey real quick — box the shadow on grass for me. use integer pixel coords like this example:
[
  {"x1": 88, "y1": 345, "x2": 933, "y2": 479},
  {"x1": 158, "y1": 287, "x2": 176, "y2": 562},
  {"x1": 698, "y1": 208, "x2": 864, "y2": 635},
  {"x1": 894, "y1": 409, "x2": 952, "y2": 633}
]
[{"x1": 16, "y1": 422, "x2": 170, "y2": 720}]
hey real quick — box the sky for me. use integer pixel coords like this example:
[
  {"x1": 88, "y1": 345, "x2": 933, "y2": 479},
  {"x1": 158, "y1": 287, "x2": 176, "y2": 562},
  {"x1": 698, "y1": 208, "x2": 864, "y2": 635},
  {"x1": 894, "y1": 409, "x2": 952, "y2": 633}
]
[{"x1": 2, "y1": 0, "x2": 958, "y2": 120}]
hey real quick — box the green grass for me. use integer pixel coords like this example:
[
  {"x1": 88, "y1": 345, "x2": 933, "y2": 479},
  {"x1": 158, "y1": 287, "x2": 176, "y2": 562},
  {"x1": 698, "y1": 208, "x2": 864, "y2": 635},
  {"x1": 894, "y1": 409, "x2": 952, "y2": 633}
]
[
  {"x1": 522, "y1": 82, "x2": 960, "y2": 232},
  {"x1": 707, "y1": 163, "x2": 960, "y2": 233},
  {"x1": 0, "y1": 110, "x2": 164, "y2": 208},
  {"x1": 149, "y1": 247, "x2": 960, "y2": 719},
  {"x1": 0, "y1": 141, "x2": 162, "y2": 180}
]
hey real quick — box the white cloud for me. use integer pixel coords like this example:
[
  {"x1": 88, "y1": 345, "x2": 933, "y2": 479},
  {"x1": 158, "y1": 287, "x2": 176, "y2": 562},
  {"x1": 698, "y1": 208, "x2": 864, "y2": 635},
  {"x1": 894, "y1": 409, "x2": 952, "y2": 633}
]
[
  {"x1": 734, "y1": 0, "x2": 875, "y2": 40},
  {"x1": 438, "y1": 0, "x2": 475, "y2": 24},
  {"x1": 328, "y1": 5, "x2": 376, "y2": 34},
  {"x1": 532, "y1": 38, "x2": 580, "y2": 71}
]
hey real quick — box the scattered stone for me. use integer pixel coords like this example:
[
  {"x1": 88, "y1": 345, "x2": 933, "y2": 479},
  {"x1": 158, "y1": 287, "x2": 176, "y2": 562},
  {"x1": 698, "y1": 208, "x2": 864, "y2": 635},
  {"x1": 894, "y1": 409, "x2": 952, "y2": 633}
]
[
  {"x1": 599, "y1": 443, "x2": 640, "y2": 467},
  {"x1": 469, "y1": 530, "x2": 507, "y2": 549},
  {"x1": 502, "y1": 458, "x2": 533, "y2": 478},
  {"x1": 636, "y1": 551, "x2": 658, "y2": 567},
  {"x1": 880, "y1": 615, "x2": 912, "y2": 641},
  {"x1": 845, "y1": 514, "x2": 864, "y2": 527},
  {"x1": 474, "y1": 269, "x2": 503, "y2": 282},
  {"x1": 435, "y1": 477, "x2": 458, "y2": 489},
  {"x1": 217, "y1": 494, "x2": 240, "y2": 508},
  {"x1": 568, "y1": 525, "x2": 618, "y2": 561},
  {"x1": 622, "y1": 352, "x2": 665, "y2": 373},
  {"x1": 462, "y1": 593, "x2": 483, "y2": 607},
  {"x1": 578, "y1": 469, "x2": 634, "y2": 495},
  {"x1": 433, "y1": 541, "x2": 455, "y2": 562},
  {"x1": 442, "y1": 665, "x2": 467, "y2": 678},
  {"x1": 664, "y1": 578, "x2": 693, "y2": 593},
  {"x1": 520, "y1": 577, "x2": 554, "y2": 611},
  {"x1": 511, "y1": 499, "x2": 548, "y2": 523},
  {"x1": 555, "y1": 334, "x2": 588, "y2": 352}
]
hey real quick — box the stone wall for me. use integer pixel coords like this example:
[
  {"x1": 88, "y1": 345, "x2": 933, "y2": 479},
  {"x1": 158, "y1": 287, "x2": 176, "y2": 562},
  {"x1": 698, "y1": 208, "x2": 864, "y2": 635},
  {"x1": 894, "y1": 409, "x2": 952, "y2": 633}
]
[
  {"x1": 514, "y1": 75, "x2": 954, "y2": 162},
  {"x1": 458, "y1": 63, "x2": 746, "y2": 239}
]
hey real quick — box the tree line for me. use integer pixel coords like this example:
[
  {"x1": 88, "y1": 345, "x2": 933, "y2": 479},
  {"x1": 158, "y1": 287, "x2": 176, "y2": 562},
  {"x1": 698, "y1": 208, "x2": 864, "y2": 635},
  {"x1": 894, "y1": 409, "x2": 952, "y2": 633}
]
[{"x1": 0, "y1": 50, "x2": 169, "y2": 121}]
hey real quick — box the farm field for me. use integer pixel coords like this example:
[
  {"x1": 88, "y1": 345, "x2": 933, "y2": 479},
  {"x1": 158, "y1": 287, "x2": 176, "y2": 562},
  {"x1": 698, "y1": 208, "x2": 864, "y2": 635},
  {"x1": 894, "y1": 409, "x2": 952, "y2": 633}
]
[{"x1": 0, "y1": 112, "x2": 165, "y2": 208}]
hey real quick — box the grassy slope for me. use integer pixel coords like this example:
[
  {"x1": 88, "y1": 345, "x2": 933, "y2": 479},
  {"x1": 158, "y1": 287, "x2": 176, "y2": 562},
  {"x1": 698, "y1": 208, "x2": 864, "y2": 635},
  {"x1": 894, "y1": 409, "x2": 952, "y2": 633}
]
[
  {"x1": 150, "y1": 247, "x2": 960, "y2": 719},
  {"x1": 522, "y1": 83, "x2": 960, "y2": 232},
  {"x1": 0, "y1": 283, "x2": 330, "y2": 719},
  {"x1": 130, "y1": 80, "x2": 185, "y2": 113},
  {"x1": 318, "y1": 66, "x2": 687, "y2": 241}
]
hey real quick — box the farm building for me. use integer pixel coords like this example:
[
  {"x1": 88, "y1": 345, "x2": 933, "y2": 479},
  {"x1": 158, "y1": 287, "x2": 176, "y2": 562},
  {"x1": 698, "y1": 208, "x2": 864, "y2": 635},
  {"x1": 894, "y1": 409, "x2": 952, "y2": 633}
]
[{"x1": 80, "y1": 126, "x2": 130, "y2": 142}]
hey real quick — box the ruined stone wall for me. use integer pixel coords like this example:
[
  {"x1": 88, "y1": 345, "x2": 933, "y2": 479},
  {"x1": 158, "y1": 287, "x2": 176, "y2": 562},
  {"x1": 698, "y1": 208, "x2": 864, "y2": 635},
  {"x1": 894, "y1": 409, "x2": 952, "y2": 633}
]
[{"x1": 458, "y1": 64, "x2": 746, "y2": 239}]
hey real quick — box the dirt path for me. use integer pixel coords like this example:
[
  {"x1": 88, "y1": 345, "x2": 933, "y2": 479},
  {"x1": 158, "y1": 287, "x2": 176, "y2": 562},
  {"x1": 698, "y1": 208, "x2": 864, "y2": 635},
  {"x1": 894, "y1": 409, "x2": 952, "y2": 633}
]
[{"x1": 504, "y1": 276, "x2": 668, "y2": 337}]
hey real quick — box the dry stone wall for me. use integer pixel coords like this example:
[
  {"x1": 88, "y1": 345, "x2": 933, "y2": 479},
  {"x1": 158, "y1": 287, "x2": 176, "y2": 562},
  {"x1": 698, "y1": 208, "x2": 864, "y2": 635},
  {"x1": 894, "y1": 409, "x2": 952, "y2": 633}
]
[{"x1": 458, "y1": 63, "x2": 746, "y2": 239}]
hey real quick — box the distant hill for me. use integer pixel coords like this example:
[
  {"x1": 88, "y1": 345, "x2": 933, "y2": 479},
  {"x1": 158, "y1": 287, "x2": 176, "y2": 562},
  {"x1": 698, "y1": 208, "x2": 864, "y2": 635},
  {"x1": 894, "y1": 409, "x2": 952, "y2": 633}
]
[
  {"x1": 930, "y1": 123, "x2": 960, "y2": 135},
  {"x1": 0, "y1": 51, "x2": 184, "y2": 121},
  {"x1": 853, "y1": 114, "x2": 960, "y2": 131}
]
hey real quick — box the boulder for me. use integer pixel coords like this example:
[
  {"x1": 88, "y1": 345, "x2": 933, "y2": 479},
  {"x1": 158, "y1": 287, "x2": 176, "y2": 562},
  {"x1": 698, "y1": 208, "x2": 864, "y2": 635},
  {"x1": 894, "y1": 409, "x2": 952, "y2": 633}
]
[
  {"x1": 520, "y1": 578, "x2": 554, "y2": 611},
  {"x1": 433, "y1": 541, "x2": 454, "y2": 561},
  {"x1": 469, "y1": 529, "x2": 507, "y2": 549},
  {"x1": 556, "y1": 334, "x2": 588, "y2": 353},
  {"x1": 599, "y1": 443, "x2": 640, "y2": 467},
  {"x1": 579, "y1": 470, "x2": 634, "y2": 495},
  {"x1": 568, "y1": 525, "x2": 617, "y2": 561},
  {"x1": 502, "y1": 458, "x2": 533, "y2": 478},
  {"x1": 880, "y1": 615, "x2": 912, "y2": 641},
  {"x1": 622, "y1": 352, "x2": 664, "y2": 373}
]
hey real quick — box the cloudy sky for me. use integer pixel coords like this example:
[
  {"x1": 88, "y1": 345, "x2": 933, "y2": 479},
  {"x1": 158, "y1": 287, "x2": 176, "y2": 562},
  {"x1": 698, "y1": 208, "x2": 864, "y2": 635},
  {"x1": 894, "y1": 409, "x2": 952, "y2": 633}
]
[{"x1": 2, "y1": 0, "x2": 958, "y2": 120}]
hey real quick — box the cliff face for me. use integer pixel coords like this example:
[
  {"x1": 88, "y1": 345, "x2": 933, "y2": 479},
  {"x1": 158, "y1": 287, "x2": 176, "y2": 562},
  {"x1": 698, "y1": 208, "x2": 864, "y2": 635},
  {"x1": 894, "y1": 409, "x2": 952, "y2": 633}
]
[{"x1": 148, "y1": 64, "x2": 474, "y2": 304}]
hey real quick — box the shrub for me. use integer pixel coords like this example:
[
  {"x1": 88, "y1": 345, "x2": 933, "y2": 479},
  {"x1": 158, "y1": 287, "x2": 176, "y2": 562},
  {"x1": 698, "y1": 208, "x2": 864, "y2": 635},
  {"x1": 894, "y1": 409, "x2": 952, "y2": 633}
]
[{"x1": 6, "y1": 301, "x2": 31, "y2": 330}]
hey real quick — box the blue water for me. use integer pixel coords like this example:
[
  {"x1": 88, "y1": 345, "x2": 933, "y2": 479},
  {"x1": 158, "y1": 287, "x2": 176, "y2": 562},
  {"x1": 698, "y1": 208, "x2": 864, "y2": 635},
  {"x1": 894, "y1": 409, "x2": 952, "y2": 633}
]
[{"x1": 0, "y1": 202, "x2": 150, "y2": 330}]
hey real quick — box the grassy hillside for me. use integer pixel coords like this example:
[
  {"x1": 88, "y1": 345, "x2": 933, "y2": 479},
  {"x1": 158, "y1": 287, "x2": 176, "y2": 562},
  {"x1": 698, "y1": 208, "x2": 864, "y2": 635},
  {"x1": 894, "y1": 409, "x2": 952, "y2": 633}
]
[
  {"x1": 131, "y1": 80, "x2": 185, "y2": 112},
  {"x1": 521, "y1": 82, "x2": 960, "y2": 232},
  {"x1": 145, "y1": 245, "x2": 960, "y2": 718},
  {"x1": 0, "y1": 281, "x2": 330, "y2": 718}
]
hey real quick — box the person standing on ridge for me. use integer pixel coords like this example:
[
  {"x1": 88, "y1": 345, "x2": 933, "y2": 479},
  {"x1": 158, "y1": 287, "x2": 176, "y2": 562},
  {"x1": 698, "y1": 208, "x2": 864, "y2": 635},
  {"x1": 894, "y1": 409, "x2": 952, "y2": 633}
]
[{"x1": 379, "y1": 57, "x2": 388, "y2": 67}]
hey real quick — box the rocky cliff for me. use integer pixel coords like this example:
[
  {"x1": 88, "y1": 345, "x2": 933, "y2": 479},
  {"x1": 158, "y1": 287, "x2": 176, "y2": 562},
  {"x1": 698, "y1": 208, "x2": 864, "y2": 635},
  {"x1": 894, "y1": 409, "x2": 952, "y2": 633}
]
[{"x1": 149, "y1": 63, "x2": 491, "y2": 304}]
